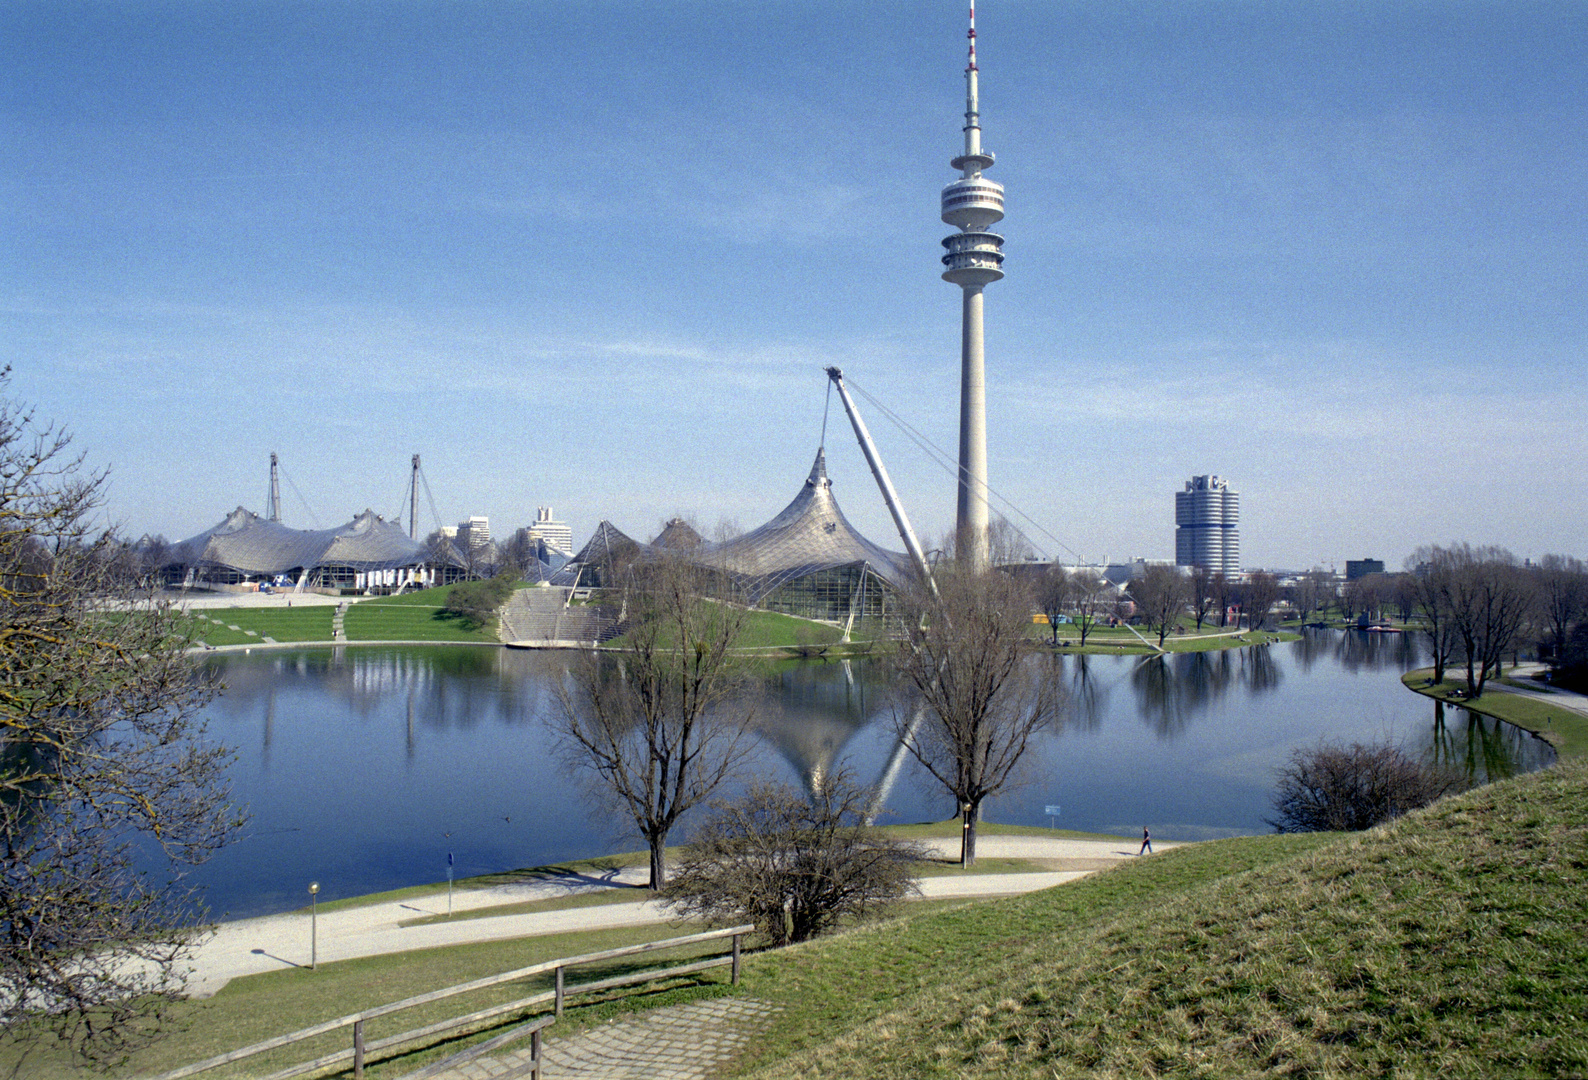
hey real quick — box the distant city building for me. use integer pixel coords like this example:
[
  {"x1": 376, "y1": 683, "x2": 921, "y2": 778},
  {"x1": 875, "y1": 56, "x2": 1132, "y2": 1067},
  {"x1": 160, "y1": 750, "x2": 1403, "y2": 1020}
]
[
  {"x1": 456, "y1": 516, "x2": 492, "y2": 560},
  {"x1": 1345, "y1": 558, "x2": 1385, "y2": 581},
  {"x1": 527, "y1": 506, "x2": 574, "y2": 558},
  {"x1": 1175, "y1": 475, "x2": 1240, "y2": 575}
]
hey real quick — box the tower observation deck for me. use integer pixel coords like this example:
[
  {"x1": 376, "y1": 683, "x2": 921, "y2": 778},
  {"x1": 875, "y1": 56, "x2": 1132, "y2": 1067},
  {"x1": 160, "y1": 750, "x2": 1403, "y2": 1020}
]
[{"x1": 942, "y1": 3, "x2": 1004, "y2": 569}]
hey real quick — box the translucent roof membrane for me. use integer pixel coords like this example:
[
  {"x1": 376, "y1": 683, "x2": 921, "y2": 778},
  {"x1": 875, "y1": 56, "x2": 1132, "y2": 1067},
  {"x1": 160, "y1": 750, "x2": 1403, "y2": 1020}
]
[{"x1": 171, "y1": 507, "x2": 431, "y2": 575}]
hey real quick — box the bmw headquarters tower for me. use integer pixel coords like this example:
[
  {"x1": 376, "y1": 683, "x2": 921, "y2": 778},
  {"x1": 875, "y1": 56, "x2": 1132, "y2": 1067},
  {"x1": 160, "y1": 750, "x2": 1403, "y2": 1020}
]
[{"x1": 940, "y1": 3, "x2": 1006, "y2": 571}]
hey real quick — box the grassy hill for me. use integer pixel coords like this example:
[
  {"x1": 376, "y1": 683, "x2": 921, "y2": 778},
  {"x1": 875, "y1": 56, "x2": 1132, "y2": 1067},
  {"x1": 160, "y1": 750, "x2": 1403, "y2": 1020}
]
[{"x1": 733, "y1": 758, "x2": 1588, "y2": 1079}]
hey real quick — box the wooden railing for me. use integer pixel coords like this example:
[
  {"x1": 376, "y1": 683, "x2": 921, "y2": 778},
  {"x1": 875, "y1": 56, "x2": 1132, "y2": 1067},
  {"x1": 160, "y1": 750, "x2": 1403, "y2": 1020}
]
[{"x1": 155, "y1": 924, "x2": 753, "y2": 1080}]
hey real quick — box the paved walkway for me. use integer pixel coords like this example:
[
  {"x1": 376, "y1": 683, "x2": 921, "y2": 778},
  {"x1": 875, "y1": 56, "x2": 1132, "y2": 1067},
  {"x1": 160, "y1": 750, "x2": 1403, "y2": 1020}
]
[
  {"x1": 177, "y1": 836, "x2": 1161, "y2": 999},
  {"x1": 438, "y1": 997, "x2": 782, "y2": 1080},
  {"x1": 1484, "y1": 665, "x2": 1588, "y2": 719}
]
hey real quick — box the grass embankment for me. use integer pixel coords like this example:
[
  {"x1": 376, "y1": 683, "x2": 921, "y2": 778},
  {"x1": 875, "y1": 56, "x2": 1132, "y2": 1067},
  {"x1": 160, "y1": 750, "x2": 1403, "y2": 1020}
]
[
  {"x1": 342, "y1": 588, "x2": 500, "y2": 642},
  {"x1": 599, "y1": 607, "x2": 853, "y2": 655},
  {"x1": 737, "y1": 759, "x2": 1588, "y2": 1079},
  {"x1": 1404, "y1": 668, "x2": 1588, "y2": 761},
  {"x1": 186, "y1": 608, "x2": 334, "y2": 646},
  {"x1": 186, "y1": 588, "x2": 502, "y2": 646}
]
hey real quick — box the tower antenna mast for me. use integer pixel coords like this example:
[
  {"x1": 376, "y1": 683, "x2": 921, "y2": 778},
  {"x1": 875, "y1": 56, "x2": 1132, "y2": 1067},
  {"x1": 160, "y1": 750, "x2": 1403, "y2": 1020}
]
[
  {"x1": 267, "y1": 453, "x2": 282, "y2": 523},
  {"x1": 940, "y1": 1, "x2": 1005, "y2": 570}
]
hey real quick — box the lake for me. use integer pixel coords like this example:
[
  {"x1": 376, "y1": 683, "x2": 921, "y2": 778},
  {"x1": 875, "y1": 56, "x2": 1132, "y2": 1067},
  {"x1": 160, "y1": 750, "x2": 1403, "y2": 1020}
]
[{"x1": 184, "y1": 630, "x2": 1552, "y2": 918}]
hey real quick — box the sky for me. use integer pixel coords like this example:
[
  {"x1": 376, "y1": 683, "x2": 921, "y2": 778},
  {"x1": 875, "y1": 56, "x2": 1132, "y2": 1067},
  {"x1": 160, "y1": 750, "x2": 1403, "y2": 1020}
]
[{"x1": 4, "y1": 0, "x2": 1586, "y2": 573}]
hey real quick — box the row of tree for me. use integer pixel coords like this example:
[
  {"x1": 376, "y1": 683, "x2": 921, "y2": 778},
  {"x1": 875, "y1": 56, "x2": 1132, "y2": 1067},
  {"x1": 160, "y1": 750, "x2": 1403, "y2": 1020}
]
[
  {"x1": 1034, "y1": 564, "x2": 1284, "y2": 649},
  {"x1": 1405, "y1": 545, "x2": 1588, "y2": 697}
]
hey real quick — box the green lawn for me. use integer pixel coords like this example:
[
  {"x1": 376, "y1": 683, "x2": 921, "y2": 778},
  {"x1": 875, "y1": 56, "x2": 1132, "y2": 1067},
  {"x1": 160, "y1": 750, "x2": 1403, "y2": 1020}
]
[
  {"x1": 185, "y1": 607, "x2": 335, "y2": 645},
  {"x1": 735, "y1": 759, "x2": 1588, "y2": 1079},
  {"x1": 343, "y1": 588, "x2": 500, "y2": 642}
]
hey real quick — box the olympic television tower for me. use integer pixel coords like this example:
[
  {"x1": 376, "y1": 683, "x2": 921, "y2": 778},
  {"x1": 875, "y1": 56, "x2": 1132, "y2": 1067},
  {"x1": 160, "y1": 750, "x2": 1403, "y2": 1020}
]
[{"x1": 941, "y1": 3, "x2": 1005, "y2": 571}]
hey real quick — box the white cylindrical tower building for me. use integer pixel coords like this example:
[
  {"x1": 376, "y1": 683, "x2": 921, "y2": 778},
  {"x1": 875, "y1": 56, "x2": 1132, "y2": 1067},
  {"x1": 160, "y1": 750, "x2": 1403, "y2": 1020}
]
[{"x1": 942, "y1": 2, "x2": 1004, "y2": 571}]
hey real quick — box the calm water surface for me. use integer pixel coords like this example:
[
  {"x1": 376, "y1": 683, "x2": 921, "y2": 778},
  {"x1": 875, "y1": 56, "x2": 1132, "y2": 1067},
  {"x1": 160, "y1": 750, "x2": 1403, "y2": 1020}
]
[{"x1": 186, "y1": 631, "x2": 1552, "y2": 918}]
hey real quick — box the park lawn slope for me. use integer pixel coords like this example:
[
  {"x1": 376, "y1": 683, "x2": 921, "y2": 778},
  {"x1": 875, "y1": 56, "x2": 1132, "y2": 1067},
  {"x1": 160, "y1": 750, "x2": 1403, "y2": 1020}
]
[
  {"x1": 186, "y1": 607, "x2": 334, "y2": 645},
  {"x1": 342, "y1": 588, "x2": 501, "y2": 642},
  {"x1": 737, "y1": 759, "x2": 1588, "y2": 1079}
]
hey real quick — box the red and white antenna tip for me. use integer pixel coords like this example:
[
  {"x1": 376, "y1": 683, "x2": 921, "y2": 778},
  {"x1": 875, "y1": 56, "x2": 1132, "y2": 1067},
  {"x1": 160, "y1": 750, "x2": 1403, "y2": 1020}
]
[{"x1": 967, "y1": 3, "x2": 978, "y2": 70}]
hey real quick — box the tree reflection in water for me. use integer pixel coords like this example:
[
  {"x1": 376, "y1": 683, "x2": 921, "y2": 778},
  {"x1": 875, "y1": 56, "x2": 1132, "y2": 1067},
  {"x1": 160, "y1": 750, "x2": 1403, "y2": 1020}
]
[
  {"x1": 182, "y1": 638, "x2": 1557, "y2": 919},
  {"x1": 1424, "y1": 698, "x2": 1554, "y2": 782},
  {"x1": 1130, "y1": 648, "x2": 1280, "y2": 738}
]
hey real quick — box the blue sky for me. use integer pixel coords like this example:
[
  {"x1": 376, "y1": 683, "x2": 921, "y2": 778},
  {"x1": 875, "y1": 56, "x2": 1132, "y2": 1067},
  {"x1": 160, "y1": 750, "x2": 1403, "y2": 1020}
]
[{"x1": 5, "y1": 0, "x2": 1585, "y2": 571}]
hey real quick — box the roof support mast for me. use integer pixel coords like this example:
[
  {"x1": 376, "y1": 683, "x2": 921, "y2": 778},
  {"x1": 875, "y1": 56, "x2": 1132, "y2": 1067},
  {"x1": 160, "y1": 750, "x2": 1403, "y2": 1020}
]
[
  {"x1": 267, "y1": 453, "x2": 282, "y2": 523},
  {"x1": 824, "y1": 367, "x2": 938, "y2": 596}
]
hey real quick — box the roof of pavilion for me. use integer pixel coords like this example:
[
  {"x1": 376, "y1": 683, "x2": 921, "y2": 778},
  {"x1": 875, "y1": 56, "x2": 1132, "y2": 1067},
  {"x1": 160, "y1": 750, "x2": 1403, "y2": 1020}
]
[
  {"x1": 169, "y1": 507, "x2": 434, "y2": 577},
  {"x1": 550, "y1": 449, "x2": 915, "y2": 602},
  {"x1": 695, "y1": 449, "x2": 914, "y2": 603}
]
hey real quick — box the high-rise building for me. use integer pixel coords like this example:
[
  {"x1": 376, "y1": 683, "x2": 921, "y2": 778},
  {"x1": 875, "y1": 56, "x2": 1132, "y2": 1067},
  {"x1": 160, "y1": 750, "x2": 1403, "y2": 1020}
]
[
  {"x1": 527, "y1": 506, "x2": 573, "y2": 559},
  {"x1": 456, "y1": 515, "x2": 492, "y2": 561},
  {"x1": 941, "y1": 2, "x2": 1006, "y2": 570},
  {"x1": 1175, "y1": 476, "x2": 1240, "y2": 574}
]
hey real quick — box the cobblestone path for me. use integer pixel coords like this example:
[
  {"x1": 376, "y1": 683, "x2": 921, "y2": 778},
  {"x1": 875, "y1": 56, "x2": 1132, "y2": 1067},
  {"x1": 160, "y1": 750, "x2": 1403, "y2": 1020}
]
[{"x1": 436, "y1": 997, "x2": 781, "y2": 1080}]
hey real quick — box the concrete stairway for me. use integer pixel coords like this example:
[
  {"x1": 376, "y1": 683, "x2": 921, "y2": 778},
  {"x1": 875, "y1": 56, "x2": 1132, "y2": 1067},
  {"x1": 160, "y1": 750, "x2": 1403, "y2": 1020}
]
[{"x1": 499, "y1": 588, "x2": 621, "y2": 646}]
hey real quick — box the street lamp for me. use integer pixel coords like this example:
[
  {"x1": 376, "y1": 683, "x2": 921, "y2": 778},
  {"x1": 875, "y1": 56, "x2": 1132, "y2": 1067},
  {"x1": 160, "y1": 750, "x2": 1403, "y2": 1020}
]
[{"x1": 308, "y1": 881, "x2": 320, "y2": 970}]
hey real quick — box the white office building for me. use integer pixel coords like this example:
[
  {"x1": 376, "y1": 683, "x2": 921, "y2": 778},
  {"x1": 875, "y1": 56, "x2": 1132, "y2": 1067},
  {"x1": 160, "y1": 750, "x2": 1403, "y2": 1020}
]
[
  {"x1": 1175, "y1": 476, "x2": 1240, "y2": 574},
  {"x1": 527, "y1": 507, "x2": 574, "y2": 558}
]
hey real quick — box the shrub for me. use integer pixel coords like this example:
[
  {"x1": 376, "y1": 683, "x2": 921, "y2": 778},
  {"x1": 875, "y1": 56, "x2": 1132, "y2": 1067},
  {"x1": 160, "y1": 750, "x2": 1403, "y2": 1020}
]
[
  {"x1": 443, "y1": 573, "x2": 519, "y2": 628},
  {"x1": 662, "y1": 777, "x2": 928, "y2": 945},
  {"x1": 1269, "y1": 739, "x2": 1467, "y2": 833}
]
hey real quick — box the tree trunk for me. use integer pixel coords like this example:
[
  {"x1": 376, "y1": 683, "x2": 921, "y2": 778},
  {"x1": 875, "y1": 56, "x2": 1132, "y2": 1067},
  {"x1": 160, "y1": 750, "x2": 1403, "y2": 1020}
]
[
  {"x1": 648, "y1": 838, "x2": 667, "y2": 890},
  {"x1": 960, "y1": 802, "x2": 979, "y2": 868}
]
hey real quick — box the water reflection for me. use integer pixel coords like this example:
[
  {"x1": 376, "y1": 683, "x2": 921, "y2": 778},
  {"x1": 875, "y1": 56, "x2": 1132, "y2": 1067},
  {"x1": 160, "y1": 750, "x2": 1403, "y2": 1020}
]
[
  {"x1": 1423, "y1": 699, "x2": 1553, "y2": 782},
  {"x1": 1128, "y1": 647, "x2": 1281, "y2": 739},
  {"x1": 753, "y1": 659, "x2": 889, "y2": 795},
  {"x1": 178, "y1": 638, "x2": 1554, "y2": 918}
]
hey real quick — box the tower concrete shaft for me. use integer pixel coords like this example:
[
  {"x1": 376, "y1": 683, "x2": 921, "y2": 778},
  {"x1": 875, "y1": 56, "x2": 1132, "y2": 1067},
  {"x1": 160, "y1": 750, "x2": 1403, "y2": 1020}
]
[{"x1": 940, "y1": 2, "x2": 1004, "y2": 571}]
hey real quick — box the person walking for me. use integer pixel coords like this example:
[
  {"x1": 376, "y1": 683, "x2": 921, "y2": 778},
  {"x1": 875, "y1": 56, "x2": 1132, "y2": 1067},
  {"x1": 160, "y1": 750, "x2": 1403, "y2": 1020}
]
[{"x1": 1139, "y1": 825, "x2": 1152, "y2": 855}]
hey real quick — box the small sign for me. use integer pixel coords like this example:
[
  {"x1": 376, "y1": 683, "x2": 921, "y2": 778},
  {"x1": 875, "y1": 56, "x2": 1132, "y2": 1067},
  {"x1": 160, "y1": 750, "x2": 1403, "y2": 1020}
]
[{"x1": 1044, "y1": 805, "x2": 1062, "y2": 816}]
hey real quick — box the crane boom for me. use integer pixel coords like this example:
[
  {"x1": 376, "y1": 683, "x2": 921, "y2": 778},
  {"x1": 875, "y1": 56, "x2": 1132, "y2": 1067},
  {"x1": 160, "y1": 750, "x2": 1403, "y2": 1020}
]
[{"x1": 825, "y1": 367, "x2": 938, "y2": 596}]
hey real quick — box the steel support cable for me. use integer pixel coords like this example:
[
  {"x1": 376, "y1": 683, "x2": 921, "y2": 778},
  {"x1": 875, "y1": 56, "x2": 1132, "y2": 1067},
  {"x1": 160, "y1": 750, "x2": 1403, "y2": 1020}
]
[
  {"x1": 278, "y1": 464, "x2": 324, "y2": 529},
  {"x1": 841, "y1": 376, "x2": 1084, "y2": 564}
]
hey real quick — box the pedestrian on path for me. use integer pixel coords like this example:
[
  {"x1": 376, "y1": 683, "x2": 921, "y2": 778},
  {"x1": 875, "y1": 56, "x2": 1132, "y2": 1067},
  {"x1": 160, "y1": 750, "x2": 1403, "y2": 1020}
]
[{"x1": 1139, "y1": 826, "x2": 1152, "y2": 855}]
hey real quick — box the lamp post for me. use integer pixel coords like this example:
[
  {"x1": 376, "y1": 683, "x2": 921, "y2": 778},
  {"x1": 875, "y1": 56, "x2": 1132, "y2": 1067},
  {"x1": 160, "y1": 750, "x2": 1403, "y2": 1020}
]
[
  {"x1": 308, "y1": 881, "x2": 320, "y2": 970},
  {"x1": 961, "y1": 802, "x2": 973, "y2": 869}
]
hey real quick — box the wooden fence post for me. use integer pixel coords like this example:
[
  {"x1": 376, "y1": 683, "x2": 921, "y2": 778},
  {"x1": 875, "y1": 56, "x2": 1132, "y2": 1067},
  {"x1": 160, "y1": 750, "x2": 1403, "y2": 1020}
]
[
  {"x1": 554, "y1": 965, "x2": 565, "y2": 1017},
  {"x1": 731, "y1": 934, "x2": 741, "y2": 985},
  {"x1": 530, "y1": 1026, "x2": 543, "y2": 1080},
  {"x1": 353, "y1": 1018, "x2": 365, "y2": 1078}
]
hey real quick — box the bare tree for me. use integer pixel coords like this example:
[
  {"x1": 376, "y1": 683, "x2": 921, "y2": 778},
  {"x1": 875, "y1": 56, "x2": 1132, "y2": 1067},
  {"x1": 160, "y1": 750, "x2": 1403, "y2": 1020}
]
[
  {"x1": 1290, "y1": 568, "x2": 1333, "y2": 624},
  {"x1": 1189, "y1": 566, "x2": 1216, "y2": 631},
  {"x1": 1442, "y1": 545, "x2": 1535, "y2": 697},
  {"x1": 984, "y1": 517, "x2": 1035, "y2": 567},
  {"x1": 1535, "y1": 554, "x2": 1588, "y2": 665},
  {"x1": 663, "y1": 776, "x2": 927, "y2": 946},
  {"x1": 1406, "y1": 547, "x2": 1462, "y2": 684},
  {"x1": 1128, "y1": 564, "x2": 1189, "y2": 648},
  {"x1": 1035, "y1": 563, "x2": 1070, "y2": 645},
  {"x1": 0, "y1": 387, "x2": 242, "y2": 1058},
  {"x1": 498, "y1": 527, "x2": 545, "y2": 580},
  {"x1": 1068, "y1": 570, "x2": 1109, "y2": 647},
  {"x1": 1390, "y1": 572, "x2": 1419, "y2": 625},
  {"x1": 1211, "y1": 571, "x2": 1233, "y2": 627},
  {"x1": 552, "y1": 553, "x2": 756, "y2": 888},
  {"x1": 892, "y1": 568, "x2": 1063, "y2": 867},
  {"x1": 1240, "y1": 572, "x2": 1281, "y2": 631},
  {"x1": 1269, "y1": 740, "x2": 1466, "y2": 833}
]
